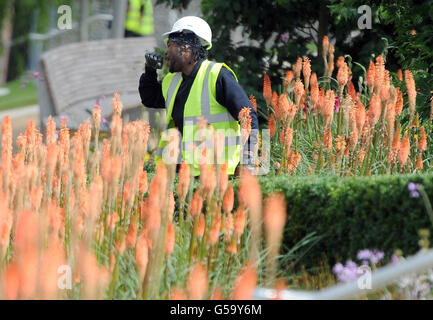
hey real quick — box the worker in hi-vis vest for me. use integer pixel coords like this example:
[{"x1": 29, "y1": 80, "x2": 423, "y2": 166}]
[
  {"x1": 125, "y1": 0, "x2": 154, "y2": 37},
  {"x1": 139, "y1": 16, "x2": 259, "y2": 176}
]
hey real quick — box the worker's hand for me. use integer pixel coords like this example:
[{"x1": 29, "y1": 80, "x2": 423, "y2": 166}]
[{"x1": 145, "y1": 52, "x2": 163, "y2": 70}]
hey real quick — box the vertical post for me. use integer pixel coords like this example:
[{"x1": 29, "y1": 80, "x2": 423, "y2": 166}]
[
  {"x1": 111, "y1": 0, "x2": 127, "y2": 38},
  {"x1": 0, "y1": 0, "x2": 15, "y2": 84},
  {"x1": 28, "y1": 11, "x2": 42, "y2": 71},
  {"x1": 48, "y1": 5, "x2": 58, "y2": 50},
  {"x1": 80, "y1": 0, "x2": 89, "y2": 41}
]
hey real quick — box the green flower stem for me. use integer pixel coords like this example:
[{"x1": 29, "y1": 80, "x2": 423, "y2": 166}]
[
  {"x1": 179, "y1": 202, "x2": 185, "y2": 236},
  {"x1": 315, "y1": 144, "x2": 324, "y2": 174},
  {"x1": 212, "y1": 235, "x2": 221, "y2": 275},
  {"x1": 188, "y1": 217, "x2": 198, "y2": 266},
  {"x1": 337, "y1": 108, "x2": 343, "y2": 137},
  {"x1": 306, "y1": 114, "x2": 313, "y2": 144},
  {"x1": 418, "y1": 186, "x2": 433, "y2": 228},
  {"x1": 313, "y1": 111, "x2": 319, "y2": 142},
  {"x1": 108, "y1": 253, "x2": 120, "y2": 299},
  {"x1": 200, "y1": 207, "x2": 214, "y2": 262},
  {"x1": 164, "y1": 258, "x2": 169, "y2": 293},
  {"x1": 207, "y1": 244, "x2": 214, "y2": 274}
]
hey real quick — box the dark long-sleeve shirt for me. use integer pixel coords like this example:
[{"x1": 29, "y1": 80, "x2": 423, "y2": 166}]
[{"x1": 139, "y1": 59, "x2": 259, "y2": 154}]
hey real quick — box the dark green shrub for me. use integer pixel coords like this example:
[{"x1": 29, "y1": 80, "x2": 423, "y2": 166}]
[{"x1": 256, "y1": 173, "x2": 433, "y2": 269}]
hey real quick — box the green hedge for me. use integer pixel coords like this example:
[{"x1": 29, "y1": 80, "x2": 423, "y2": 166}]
[{"x1": 254, "y1": 173, "x2": 433, "y2": 269}]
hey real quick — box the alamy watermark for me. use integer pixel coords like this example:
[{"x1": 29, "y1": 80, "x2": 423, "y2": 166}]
[
  {"x1": 357, "y1": 5, "x2": 372, "y2": 30},
  {"x1": 57, "y1": 5, "x2": 72, "y2": 30},
  {"x1": 159, "y1": 126, "x2": 271, "y2": 175},
  {"x1": 357, "y1": 265, "x2": 372, "y2": 290},
  {"x1": 57, "y1": 265, "x2": 72, "y2": 290}
]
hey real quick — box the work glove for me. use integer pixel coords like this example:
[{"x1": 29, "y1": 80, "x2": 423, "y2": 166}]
[{"x1": 145, "y1": 52, "x2": 163, "y2": 70}]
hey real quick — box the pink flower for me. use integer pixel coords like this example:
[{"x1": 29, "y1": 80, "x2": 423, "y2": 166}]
[{"x1": 281, "y1": 33, "x2": 289, "y2": 43}]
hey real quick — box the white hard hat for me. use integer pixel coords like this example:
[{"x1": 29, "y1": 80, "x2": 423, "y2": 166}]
[{"x1": 163, "y1": 16, "x2": 212, "y2": 50}]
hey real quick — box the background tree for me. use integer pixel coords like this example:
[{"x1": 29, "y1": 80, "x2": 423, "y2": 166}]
[
  {"x1": 158, "y1": 0, "x2": 433, "y2": 121},
  {"x1": 328, "y1": 0, "x2": 433, "y2": 121},
  {"x1": 0, "y1": 0, "x2": 74, "y2": 82}
]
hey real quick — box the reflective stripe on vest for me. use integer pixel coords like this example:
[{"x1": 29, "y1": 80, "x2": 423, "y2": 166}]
[{"x1": 162, "y1": 62, "x2": 237, "y2": 127}]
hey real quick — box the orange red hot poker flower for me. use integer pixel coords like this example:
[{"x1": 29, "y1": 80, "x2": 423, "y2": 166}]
[
  {"x1": 405, "y1": 70, "x2": 417, "y2": 119},
  {"x1": 263, "y1": 74, "x2": 272, "y2": 107}
]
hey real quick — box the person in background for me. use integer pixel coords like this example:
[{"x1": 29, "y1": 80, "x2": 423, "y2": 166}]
[{"x1": 125, "y1": 0, "x2": 154, "y2": 37}]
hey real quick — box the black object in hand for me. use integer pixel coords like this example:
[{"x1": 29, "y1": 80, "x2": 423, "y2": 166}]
[{"x1": 145, "y1": 52, "x2": 163, "y2": 70}]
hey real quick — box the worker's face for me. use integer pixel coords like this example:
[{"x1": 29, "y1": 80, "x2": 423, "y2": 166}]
[{"x1": 165, "y1": 41, "x2": 190, "y2": 73}]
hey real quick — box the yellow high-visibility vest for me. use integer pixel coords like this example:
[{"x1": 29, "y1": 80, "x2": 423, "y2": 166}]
[
  {"x1": 156, "y1": 60, "x2": 241, "y2": 176},
  {"x1": 125, "y1": 0, "x2": 154, "y2": 35}
]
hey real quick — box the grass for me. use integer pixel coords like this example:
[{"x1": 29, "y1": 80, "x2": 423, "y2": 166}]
[{"x1": 0, "y1": 78, "x2": 38, "y2": 111}]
